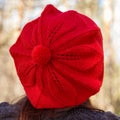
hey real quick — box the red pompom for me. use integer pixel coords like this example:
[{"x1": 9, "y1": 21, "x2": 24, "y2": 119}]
[{"x1": 31, "y1": 45, "x2": 51, "y2": 65}]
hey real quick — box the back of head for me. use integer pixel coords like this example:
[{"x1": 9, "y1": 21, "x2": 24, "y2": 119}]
[{"x1": 10, "y1": 4, "x2": 104, "y2": 109}]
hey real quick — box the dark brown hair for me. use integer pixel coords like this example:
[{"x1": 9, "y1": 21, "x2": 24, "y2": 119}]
[{"x1": 16, "y1": 96, "x2": 100, "y2": 120}]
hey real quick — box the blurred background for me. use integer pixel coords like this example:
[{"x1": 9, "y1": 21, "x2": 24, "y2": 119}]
[{"x1": 0, "y1": 0, "x2": 120, "y2": 115}]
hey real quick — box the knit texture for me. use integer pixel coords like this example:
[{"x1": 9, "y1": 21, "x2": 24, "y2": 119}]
[
  {"x1": 0, "y1": 102, "x2": 120, "y2": 120},
  {"x1": 0, "y1": 102, "x2": 20, "y2": 120},
  {"x1": 10, "y1": 4, "x2": 104, "y2": 109},
  {"x1": 31, "y1": 45, "x2": 51, "y2": 65}
]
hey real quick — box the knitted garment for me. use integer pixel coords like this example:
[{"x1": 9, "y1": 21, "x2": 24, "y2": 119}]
[
  {"x1": 0, "y1": 102, "x2": 120, "y2": 120},
  {"x1": 0, "y1": 102, "x2": 20, "y2": 120},
  {"x1": 10, "y1": 4, "x2": 104, "y2": 108}
]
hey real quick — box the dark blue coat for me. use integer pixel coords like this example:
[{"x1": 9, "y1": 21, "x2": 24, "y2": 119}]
[{"x1": 0, "y1": 102, "x2": 120, "y2": 120}]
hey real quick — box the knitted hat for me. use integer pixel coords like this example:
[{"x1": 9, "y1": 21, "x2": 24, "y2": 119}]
[{"x1": 10, "y1": 4, "x2": 104, "y2": 108}]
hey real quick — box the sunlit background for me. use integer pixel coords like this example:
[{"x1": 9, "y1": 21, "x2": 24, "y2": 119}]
[{"x1": 0, "y1": 0, "x2": 120, "y2": 115}]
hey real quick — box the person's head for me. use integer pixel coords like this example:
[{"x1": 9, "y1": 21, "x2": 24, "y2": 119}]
[{"x1": 10, "y1": 4, "x2": 104, "y2": 119}]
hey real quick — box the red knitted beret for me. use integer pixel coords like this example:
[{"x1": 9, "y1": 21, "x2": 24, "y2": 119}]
[{"x1": 10, "y1": 4, "x2": 104, "y2": 108}]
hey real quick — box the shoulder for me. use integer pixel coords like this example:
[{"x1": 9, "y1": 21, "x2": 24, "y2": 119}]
[
  {"x1": 0, "y1": 102, "x2": 20, "y2": 120},
  {"x1": 57, "y1": 107, "x2": 120, "y2": 120},
  {"x1": 105, "y1": 111, "x2": 120, "y2": 120}
]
